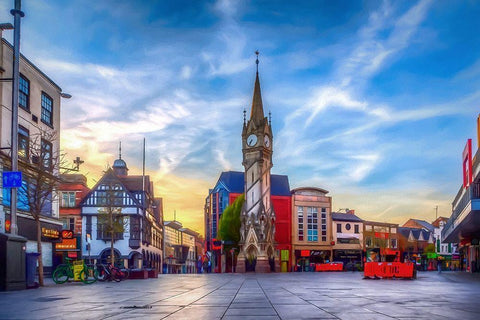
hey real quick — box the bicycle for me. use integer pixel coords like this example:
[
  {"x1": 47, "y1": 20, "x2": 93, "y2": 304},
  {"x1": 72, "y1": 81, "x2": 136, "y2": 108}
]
[
  {"x1": 52, "y1": 258, "x2": 98, "y2": 284},
  {"x1": 96, "y1": 263, "x2": 129, "y2": 282}
]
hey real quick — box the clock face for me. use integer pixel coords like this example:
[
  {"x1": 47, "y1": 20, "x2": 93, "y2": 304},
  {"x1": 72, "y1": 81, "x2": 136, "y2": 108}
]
[
  {"x1": 247, "y1": 134, "x2": 258, "y2": 146},
  {"x1": 264, "y1": 135, "x2": 270, "y2": 148}
]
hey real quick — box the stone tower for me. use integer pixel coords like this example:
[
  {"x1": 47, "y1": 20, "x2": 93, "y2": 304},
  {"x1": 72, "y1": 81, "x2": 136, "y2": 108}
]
[{"x1": 236, "y1": 53, "x2": 276, "y2": 273}]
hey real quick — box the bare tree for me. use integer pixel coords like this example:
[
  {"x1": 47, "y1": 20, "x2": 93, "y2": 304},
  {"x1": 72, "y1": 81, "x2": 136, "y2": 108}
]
[{"x1": 13, "y1": 129, "x2": 66, "y2": 286}]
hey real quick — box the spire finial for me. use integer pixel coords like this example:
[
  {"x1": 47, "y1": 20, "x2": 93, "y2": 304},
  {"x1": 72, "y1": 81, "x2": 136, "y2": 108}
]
[
  {"x1": 269, "y1": 111, "x2": 271, "y2": 125},
  {"x1": 243, "y1": 108, "x2": 246, "y2": 125},
  {"x1": 119, "y1": 141, "x2": 122, "y2": 159},
  {"x1": 255, "y1": 50, "x2": 259, "y2": 73}
]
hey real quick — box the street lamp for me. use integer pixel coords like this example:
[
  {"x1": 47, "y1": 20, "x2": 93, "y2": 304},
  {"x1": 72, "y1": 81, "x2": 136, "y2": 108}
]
[{"x1": 9, "y1": 0, "x2": 24, "y2": 236}]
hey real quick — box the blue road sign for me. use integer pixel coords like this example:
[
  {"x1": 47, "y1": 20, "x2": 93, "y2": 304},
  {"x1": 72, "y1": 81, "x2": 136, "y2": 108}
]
[{"x1": 2, "y1": 171, "x2": 22, "y2": 188}]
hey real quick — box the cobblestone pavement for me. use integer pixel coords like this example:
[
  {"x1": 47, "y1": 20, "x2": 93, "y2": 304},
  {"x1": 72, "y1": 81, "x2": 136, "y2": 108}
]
[{"x1": 1, "y1": 271, "x2": 479, "y2": 319}]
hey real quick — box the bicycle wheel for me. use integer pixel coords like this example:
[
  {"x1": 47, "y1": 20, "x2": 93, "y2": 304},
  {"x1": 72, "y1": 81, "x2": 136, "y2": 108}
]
[
  {"x1": 111, "y1": 267, "x2": 122, "y2": 282},
  {"x1": 53, "y1": 265, "x2": 70, "y2": 284},
  {"x1": 80, "y1": 265, "x2": 98, "y2": 284},
  {"x1": 96, "y1": 265, "x2": 109, "y2": 282}
]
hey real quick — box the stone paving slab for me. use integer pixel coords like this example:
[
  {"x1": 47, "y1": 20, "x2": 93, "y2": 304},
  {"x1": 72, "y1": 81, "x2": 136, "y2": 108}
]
[{"x1": 1, "y1": 272, "x2": 480, "y2": 319}]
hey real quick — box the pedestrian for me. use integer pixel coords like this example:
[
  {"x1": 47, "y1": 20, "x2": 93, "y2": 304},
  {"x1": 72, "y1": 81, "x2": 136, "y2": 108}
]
[{"x1": 437, "y1": 257, "x2": 442, "y2": 273}]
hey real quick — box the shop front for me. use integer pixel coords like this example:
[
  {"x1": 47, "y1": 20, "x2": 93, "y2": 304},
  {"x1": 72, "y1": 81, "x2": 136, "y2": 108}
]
[
  {"x1": 294, "y1": 249, "x2": 331, "y2": 272},
  {"x1": 333, "y1": 249, "x2": 362, "y2": 270},
  {"x1": 11, "y1": 215, "x2": 62, "y2": 274},
  {"x1": 54, "y1": 230, "x2": 81, "y2": 264}
]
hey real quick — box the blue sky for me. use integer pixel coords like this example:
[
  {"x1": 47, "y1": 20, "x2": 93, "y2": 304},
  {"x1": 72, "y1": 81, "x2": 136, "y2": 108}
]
[{"x1": 2, "y1": 0, "x2": 480, "y2": 233}]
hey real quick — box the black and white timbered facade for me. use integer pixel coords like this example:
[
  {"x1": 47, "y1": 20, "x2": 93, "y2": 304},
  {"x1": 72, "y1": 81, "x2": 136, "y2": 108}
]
[{"x1": 80, "y1": 158, "x2": 163, "y2": 270}]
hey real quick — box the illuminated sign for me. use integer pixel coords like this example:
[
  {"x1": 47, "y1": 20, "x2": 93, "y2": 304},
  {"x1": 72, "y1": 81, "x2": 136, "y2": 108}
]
[
  {"x1": 5, "y1": 219, "x2": 11, "y2": 232},
  {"x1": 42, "y1": 227, "x2": 60, "y2": 239},
  {"x1": 374, "y1": 232, "x2": 389, "y2": 239},
  {"x1": 212, "y1": 238, "x2": 222, "y2": 250},
  {"x1": 55, "y1": 238, "x2": 77, "y2": 250},
  {"x1": 300, "y1": 250, "x2": 310, "y2": 257},
  {"x1": 463, "y1": 139, "x2": 473, "y2": 188},
  {"x1": 61, "y1": 230, "x2": 74, "y2": 239}
]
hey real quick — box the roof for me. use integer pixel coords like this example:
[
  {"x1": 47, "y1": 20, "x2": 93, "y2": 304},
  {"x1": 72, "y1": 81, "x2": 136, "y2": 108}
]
[
  {"x1": 291, "y1": 187, "x2": 329, "y2": 195},
  {"x1": 332, "y1": 212, "x2": 363, "y2": 222},
  {"x1": 2, "y1": 39, "x2": 62, "y2": 92},
  {"x1": 413, "y1": 219, "x2": 434, "y2": 232},
  {"x1": 165, "y1": 220, "x2": 183, "y2": 230},
  {"x1": 113, "y1": 158, "x2": 128, "y2": 168},
  {"x1": 250, "y1": 72, "x2": 265, "y2": 125},
  {"x1": 214, "y1": 171, "x2": 290, "y2": 196},
  {"x1": 118, "y1": 175, "x2": 152, "y2": 193},
  {"x1": 398, "y1": 227, "x2": 432, "y2": 241},
  {"x1": 402, "y1": 218, "x2": 434, "y2": 232}
]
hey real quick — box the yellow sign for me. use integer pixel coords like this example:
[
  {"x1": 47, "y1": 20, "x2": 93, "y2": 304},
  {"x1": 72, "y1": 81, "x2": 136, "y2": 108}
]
[
  {"x1": 55, "y1": 238, "x2": 77, "y2": 250},
  {"x1": 42, "y1": 227, "x2": 60, "y2": 239},
  {"x1": 73, "y1": 260, "x2": 83, "y2": 281}
]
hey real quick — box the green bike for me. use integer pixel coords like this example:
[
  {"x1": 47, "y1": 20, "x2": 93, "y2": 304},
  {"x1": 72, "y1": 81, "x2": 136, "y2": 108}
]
[{"x1": 53, "y1": 258, "x2": 98, "y2": 284}]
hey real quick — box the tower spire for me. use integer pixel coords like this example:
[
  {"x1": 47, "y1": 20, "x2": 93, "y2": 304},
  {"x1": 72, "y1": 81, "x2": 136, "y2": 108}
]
[
  {"x1": 250, "y1": 51, "x2": 264, "y2": 124},
  {"x1": 119, "y1": 141, "x2": 122, "y2": 159}
]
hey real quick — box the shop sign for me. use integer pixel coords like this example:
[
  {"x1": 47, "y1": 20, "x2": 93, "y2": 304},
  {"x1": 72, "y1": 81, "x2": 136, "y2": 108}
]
[
  {"x1": 42, "y1": 227, "x2": 60, "y2": 239},
  {"x1": 212, "y1": 238, "x2": 222, "y2": 250},
  {"x1": 374, "y1": 232, "x2": 389, "y2": 239},
  {"x1": 300, "y1": 250, "x2": 310, "y2": 257},
  {"x1": 427, "y1": 252, "x2": 437, "y2": 259},
  {"x1": 5, "y1": 219, "x2": 11, "y2": 232},
  {"x1": 61, "y1": 230, "x2": 74, "y2": 239},
  {"x1": 55, "y1": 238, "x2": 77, "y2": 250},
  {"x1": 463, "y1": 139, "x2": 472, "y2": 188}
]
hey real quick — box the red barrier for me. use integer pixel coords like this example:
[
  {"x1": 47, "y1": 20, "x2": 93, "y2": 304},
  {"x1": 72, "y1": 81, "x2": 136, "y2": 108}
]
[
  {"x1": 364, "y1": 262, "x2": 415, "y2": 279},
  {"x1": 315, "y1": 262, "x2": 344, "y2": 272}
]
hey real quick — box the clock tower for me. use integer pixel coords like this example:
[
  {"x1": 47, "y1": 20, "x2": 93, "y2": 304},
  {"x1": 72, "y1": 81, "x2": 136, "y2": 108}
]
[{"x1": 236, "y1": 52, "x2": 277, "y2": 273}]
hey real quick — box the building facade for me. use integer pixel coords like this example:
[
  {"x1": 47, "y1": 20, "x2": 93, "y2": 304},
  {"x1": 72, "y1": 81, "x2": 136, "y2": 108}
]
[
  {"x1": 204, "y1": 171, "x2": 291, "y2": 272},
  {"x1": 291, "y1": 187, "x2": 332, "y2": 272},
  {"x1": 443, "y1": 122, "x2": 480, "y2": 272},
  {"x1": 332, "y1": 211, "x2": 363, "y2": 269},
  {"x1": 80, "y1": 156, "x2": 163, "y2": 271},
  {"x1": 432, "y1": 217, "x2": 459, "y2": 270},
  {"x1": 363, "y1": 221, "x2": 399, "y2": 263},
  {"x1": 164, "y1": 220, "x2": 199, "y2": 274},
  {"x1": 55, "y1": 174, "x2": 89, "y2": 262},
  {"x1": 0, "y1": 37, "x2": 64, "y2": 274}
]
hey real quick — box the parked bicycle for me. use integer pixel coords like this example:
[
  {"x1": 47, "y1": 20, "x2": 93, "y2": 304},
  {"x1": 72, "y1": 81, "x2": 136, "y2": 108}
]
[
  {"x1": 96, "y1": 263, "x2": 129, "y2": 282},
  {"x1": 53, "y1": 258, "x2": 98, "y2": 284}
]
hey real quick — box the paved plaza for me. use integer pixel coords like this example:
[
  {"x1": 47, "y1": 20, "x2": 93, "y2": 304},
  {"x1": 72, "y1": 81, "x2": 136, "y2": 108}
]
[{"x1": 0, "y1": 271, "x2": 479, "y2": 319}]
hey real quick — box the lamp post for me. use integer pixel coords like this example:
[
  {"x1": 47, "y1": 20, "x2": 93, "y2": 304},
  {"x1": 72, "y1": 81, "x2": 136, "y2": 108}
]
[{"x1": 9, "y1": 0, "x2": 24, "y2": 236}]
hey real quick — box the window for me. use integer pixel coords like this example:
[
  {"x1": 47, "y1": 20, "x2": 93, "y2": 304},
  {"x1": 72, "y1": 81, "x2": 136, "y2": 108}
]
[
  {"x1": 41, "y1": 139, "x2": 53, "y2": 170},
  {"x1": 97, "y1": 216, "x2": 124, "y2": 240},
  {"x1": 345, "y1": 223, "x2": 351, "y2": 231},
  {"x1": 130, "y1": 216, "x2": 140, "y2": 240},
  {"x1": 41, "y1": 92, "x2": 53, "y2": 126},
  {"x1": 321, "y1": 208, "x2": 327, "y2": 242},
  {"x1": 354, "y1": 224, "x2": 359, "y2": 234},
  {"x1": 61, "y1": 191, "x2": 76, "y2": 208},
  {"x1": 337, "y1": 223, "x2": 342, "y2": 233},
  {"x1": 391, "y1": 238, "x2": 397, "y2": 249},
  {"x1": 19, "y1": 74, "x2": 29, "y2": 111},
  {"x1": 307, "y1": 207, "x2": 318, "y2": 241},
  {"x1": 18, "y1": 126, "x2": 29, "y2": 159},
  {"x1": 390, "y1": 227, "x2": 397, "y2": 233},
  {"x1": 62, "y1": 218, "x2": 75, "y2": 230},
  {"x1": 366, "y1": 237, "x2": 372, "y2": 247},
  {"x1": 298, "y1": 207, "x2": 304, "y2": 241}
]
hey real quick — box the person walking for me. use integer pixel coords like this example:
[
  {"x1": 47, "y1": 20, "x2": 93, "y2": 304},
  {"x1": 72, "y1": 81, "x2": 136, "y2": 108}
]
[{"x1": 437, "y1": 257, "x2": 442, "y2": 273}]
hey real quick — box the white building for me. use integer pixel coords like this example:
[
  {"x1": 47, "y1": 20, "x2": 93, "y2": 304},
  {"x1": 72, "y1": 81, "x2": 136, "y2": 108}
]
[
  {"x1": 0, "y1": 36, "x2": 64, "y2": 274},
  {"x1": 432, "y1": 217, "x2": 459, "y2": 270},
  {"x1": 80, "y1": 156, "x2": 163, "y2": 270}
]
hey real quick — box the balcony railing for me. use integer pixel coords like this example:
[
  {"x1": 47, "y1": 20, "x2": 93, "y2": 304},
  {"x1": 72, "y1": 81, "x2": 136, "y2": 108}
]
[{"x1": 443, "y1": 182, "x2": 480, "y2": 240}]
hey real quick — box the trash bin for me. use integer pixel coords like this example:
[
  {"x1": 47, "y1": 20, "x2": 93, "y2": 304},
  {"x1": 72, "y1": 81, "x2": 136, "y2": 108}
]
[{"x1": 26, "y1": 253, "x2": 40, "y2": 289}]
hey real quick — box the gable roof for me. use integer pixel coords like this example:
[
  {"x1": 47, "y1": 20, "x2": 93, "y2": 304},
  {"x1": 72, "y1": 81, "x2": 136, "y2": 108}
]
[
  {"x1": 332, "y1": 212, "x2": 363, "y2": 222},
  {"x1": 398, "y1": 227, "x2": 432, "y2": 241},
  {"x1": 80, "y1": 168, "x2": 140, "y2": 207},
  {"x1": 212, "y1": 171, "x2": 291, "y2": 196}
]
